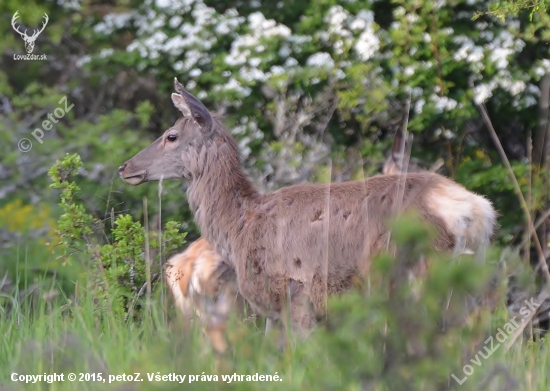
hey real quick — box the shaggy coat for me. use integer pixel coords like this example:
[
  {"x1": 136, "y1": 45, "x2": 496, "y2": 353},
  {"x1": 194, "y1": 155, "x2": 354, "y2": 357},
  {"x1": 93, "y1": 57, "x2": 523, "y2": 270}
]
[
  {"x1": 165, "y1": 238, "x2": 244, "y2": 352},
  {"x1": 120, "y1": 79, "x2": 496, "y2": 332},
  {"x1": 165, "y1": 237, "x2": 243, "y2": 319}
]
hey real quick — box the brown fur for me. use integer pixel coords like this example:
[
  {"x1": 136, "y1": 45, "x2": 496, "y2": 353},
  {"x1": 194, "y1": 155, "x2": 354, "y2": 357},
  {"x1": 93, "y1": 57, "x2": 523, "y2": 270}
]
[
  {"x1": 165, "y1": 238, "x2": 245, "y2": 352},
  {"x1": 120, "y1": 79, "x2": 496, "y2": 334},
  {"x1": 165, "y1": 238, "x2": 243, "y2": 316}
]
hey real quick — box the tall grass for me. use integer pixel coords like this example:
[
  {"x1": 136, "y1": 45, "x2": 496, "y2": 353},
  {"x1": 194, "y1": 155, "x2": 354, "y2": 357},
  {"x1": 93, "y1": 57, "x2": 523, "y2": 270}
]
[
  {"x1": 2, "y1": 155, "x2": 550, "y2": 390},
  {"x1": 2, "y1": 231, "x2": 550, "y2": 390},
  {"x1": 1, "y1": 274, "x2": 336, "y2": 391}
]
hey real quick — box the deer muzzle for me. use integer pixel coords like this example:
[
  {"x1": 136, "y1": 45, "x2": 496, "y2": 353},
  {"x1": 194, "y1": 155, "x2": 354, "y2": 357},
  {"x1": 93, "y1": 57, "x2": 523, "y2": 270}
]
[{"x1": 118, "y1": 162, "x2": 147, "y2": 185}]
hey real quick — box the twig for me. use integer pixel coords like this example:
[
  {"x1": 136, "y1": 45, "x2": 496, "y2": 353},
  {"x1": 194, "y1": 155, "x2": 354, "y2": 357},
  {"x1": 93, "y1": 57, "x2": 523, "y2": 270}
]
[
  {"x1": 143, "y1": 197, "x2": 151, "y2": 301},
  {"x1": 125, "y1": 273, "x2": 160, "y2": 322},
  {"x1": 475, "y1": 100, "x2": 550, "y2": 285},
  {"x1": 158, "y1": 177, "x2": 166, "y2": 319},
  {"x1": 476, "y1": 363, "x2": 519, "y2": 391},
  {"x1": 533, "y1": 73, "x2": 550, "y2": 167},
  {"x1": 451, "y1": 130, "x2": 469, "y2": 179},
  {"x1": 526, "y1": 129, "x2": 533, "y2": 267},
  {"x1": 395, "y1": 90, "x2": 413, "y2": 215},
  {"x1": 518, "y1": 208, "x2": 550, "y2": 249},
  {"x1": 540, "y1": 73, "x2": 550, "y2": 271}
]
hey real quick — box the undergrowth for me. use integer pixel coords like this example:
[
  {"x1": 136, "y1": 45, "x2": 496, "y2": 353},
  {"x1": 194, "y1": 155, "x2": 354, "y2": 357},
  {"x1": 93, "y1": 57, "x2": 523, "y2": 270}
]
[{"x1": 0, "y1": 154, "x2": 548, "y2": 390}]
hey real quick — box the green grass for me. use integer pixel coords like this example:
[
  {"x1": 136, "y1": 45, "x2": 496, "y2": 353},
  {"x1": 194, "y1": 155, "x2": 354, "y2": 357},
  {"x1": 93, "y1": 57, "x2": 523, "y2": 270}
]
[
  {"x1": 2, "y1": 158, "x2": 549, "y2": 390},
  {"x1": 1, "y1": 246, "x2": 550, "y2": 391},
  {"x1": 0, "y1": 278, "x2": 287, "y2": 391}
]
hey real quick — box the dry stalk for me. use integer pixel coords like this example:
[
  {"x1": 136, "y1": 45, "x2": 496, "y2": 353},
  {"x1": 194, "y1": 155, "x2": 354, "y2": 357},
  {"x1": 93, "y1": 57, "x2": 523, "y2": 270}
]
[{"x1": 475, "y1": 101, "x2": 550, "y2": 285}]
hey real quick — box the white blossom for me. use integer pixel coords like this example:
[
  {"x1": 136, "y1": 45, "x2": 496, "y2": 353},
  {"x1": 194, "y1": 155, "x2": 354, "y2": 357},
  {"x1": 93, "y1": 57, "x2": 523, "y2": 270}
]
[
  {"x1": 473, "y1": 82, "x2": 497, "y2": 104},
  {"x1": 225, "y1": 12, "x2": 291, "y2": 67},
  {"x1": 350, "y1": 17, "x2": 366, "y2": 31},
  {"x1": 239, "y1": 67, "x2": 267, "y2": 82},
  {"x1": 306, "y1": 53, "x2": 335, "y2": 68},
  {"x1": 75, "y1": 55, "x2": 91, "y2": 67},
  {"x1": 99, "y1": 48, "x2": 114, "y2": 58},
  {"x1": 405, "y1": 13, "x2": 419, "y2": 24},
  {"x1": 270, "y1": 65, "x2": 285, "y2": 75},
  {"x1": 189, "y1": 68, "x2": 202, "y2": 77},
  {"x1": 216, "y1": 78, "x2": 252, "y2": 97},
  {"x1": 93, "y1": 12, "x2": 134, "y2": 34},
  {"x1": 414, "y1": 99, "x2": 426, "y2": 114},
  {"x1": 487, "y1": 31, "x2": 525, "y2": 69},
  {"x1": 404, "y1": 66, "x2": 415, "y2": 76},
  {"x1": 278, "y1": 45, "x2": 292, "y2": 58},
  {"x1": 453, "y1": 36, "x2": 484, "y2": 63},
  {"x1": 534, "y1": 59, "x2": 550, "y2": 77},
  {"x1": 355, "y1": 27, "x2": 379, "y2": 61},
  {"x1": 57, "y1": 0, "x2": 81, "y2": 10},
  {"x1": 169, "y1": 15, "x2": 182, "y2": 28},
  {"x1": 431, "y1": 94, "x2": 458, "y2": 112}
]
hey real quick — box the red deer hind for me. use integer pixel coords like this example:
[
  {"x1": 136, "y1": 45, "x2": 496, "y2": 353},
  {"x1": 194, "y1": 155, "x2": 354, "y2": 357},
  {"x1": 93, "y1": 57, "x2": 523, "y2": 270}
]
[
  {"x1": 382, "y1": 128, "x2": 443, "y2": 175},
  {"x1": 165, "y1": 129, "x2": 438, "y2": 349},
  {"x1": 119, "y1": 78, "x2": 496, "y2": 335},
  {"x1": 165, "y1": 237, "x2": 245, "y2": 352}
]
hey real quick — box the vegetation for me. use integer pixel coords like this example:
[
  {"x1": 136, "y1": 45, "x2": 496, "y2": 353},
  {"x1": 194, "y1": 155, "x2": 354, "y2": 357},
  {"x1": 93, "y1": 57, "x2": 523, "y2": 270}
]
[
  {"x1": 1, "y1": 0, "x2": 550, "y2": 389},
  {"x1": 0, "y1": 182, "x2": 542, "y2": 390}
]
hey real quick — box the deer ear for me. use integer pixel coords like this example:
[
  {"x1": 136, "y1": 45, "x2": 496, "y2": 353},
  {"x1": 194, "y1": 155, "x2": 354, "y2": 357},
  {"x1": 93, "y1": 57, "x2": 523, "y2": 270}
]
[
  {"x1": 391, "y1": 129, "x2": 407, "y2": 166},
  {"x1": 171, "y1": 93, "x2": 192, "y2": 117},
  {"x1": 172, "y1": 78, "x2": 213, "y2": 131}
]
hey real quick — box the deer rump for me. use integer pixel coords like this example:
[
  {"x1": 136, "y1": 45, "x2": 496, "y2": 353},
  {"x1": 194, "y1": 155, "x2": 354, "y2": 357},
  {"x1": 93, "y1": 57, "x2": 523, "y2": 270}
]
[
  {"x1": 165, "y1": 238, "x2": 243, "y2": 319},
  {"x1": 224, "y1": 172, "x2": 493, "y2": 320}
]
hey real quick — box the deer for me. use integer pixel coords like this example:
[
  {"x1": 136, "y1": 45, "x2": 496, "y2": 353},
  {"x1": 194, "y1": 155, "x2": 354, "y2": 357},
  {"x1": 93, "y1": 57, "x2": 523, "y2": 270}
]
[
  {"x1": 119, "y1": 78, "x2": 496, "y2": 336},
  {"x1": 382, "y1": 128, "x2": 444, "y2": 175},
  {"x1": 11, "y1": 11, "x2": 49, "y2": 54},
  {"x1": 163, "y1": 129, "x2": 423, "y2": 349},
  {"x1": 164, "y1": 237, "x2": 246, "y2": 352},
  {"x1": 164, "y1": 129, "x2": 436, "y2": 349},
  {"x1": 166, "y1": 130, "x2": 428, "y2": 335},
  {"x1": 383, "y1": 128, "x2": 423, "y2": 175}
]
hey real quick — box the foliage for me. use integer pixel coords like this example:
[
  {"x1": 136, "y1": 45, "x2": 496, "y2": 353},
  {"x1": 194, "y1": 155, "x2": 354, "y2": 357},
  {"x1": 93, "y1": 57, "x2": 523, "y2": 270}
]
[
  {"x1": 1, "y1": 0, "x2": 550, "y2": 389},
  {"x1": 310, "y1": 214, "x2": 499, "y2": 390},
  {"x1": 1, "y1": 215, "x2": 545, "y2": 390},
  {"x1": 3, "y1": 0, "x2": 549, "y2": 242},
  {"x1": 48, "y1": 153, "x2": 187, "y2": 318},
  {"x1": 474, "y1": 0, "x2": 550, "y2": 21},
  {"x1": 2, "y1": 0, "x2": 550, "y2": 250},
  {"x1": 49, "y1": 153, "x2": 97, "y2": 258}
]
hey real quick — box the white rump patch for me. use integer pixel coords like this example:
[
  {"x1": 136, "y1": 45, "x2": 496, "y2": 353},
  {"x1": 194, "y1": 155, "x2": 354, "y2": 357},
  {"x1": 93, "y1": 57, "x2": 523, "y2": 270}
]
[{"x1": 428, "y1": 181, "x2": 496, "y2": 257}]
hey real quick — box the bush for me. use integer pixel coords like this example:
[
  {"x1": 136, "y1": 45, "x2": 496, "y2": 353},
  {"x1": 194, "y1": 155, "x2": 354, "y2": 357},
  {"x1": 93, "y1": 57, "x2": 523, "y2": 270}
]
[{"x1": 48, "y1": 153, "x2": 187, "y2": 319}]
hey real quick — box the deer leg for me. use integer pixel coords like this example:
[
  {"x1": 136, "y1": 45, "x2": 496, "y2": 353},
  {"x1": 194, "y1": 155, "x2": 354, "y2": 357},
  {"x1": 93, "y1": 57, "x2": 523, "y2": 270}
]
[
  {"x1": 265, "y1": 318, "x2": 274, "y2": 335},
  {"x1": 287, "y1": 279, "x2": 316, "y2": 338},
  {"x1": 202, "y1": 280, "x2": 237, "y2": 354}
]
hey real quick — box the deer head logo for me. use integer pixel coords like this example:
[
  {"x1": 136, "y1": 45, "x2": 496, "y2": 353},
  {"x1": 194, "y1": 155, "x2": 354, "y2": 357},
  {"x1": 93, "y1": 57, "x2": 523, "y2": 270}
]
[{"x1": 11, "y1": 11, "x2": 49, "y2": 54}]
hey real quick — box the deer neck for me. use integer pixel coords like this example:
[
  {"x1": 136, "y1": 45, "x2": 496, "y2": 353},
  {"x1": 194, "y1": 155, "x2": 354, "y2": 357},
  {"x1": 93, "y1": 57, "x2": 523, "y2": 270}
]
[{"x1": 186, "y1": 137, "x2": 258, "y2": 261}]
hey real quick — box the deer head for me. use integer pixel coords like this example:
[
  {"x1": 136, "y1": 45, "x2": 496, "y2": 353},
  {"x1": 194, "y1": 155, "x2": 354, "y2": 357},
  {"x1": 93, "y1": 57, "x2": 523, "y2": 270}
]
[
  {"x1": 11, "y1": 11, "x2": 49, "y2": 54},
  {"x1": 382, "y1": 128, "x2": 427, "y2": 175},
  {"x1": 119, "y1": 78, "x2": 214, "y2": 185}
]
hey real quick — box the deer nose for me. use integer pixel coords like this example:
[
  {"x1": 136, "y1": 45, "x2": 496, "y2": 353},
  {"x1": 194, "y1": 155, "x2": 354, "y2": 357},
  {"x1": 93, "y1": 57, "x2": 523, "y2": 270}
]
[{"x1": 118, "y1": 163, "x2": 127, "y2": 173}]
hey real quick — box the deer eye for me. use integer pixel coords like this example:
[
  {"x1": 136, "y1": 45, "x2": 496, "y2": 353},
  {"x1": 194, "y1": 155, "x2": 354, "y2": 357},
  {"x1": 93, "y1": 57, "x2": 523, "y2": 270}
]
[{"x1": 167, "y1": 134, "x2": 177, "y2": 142}]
